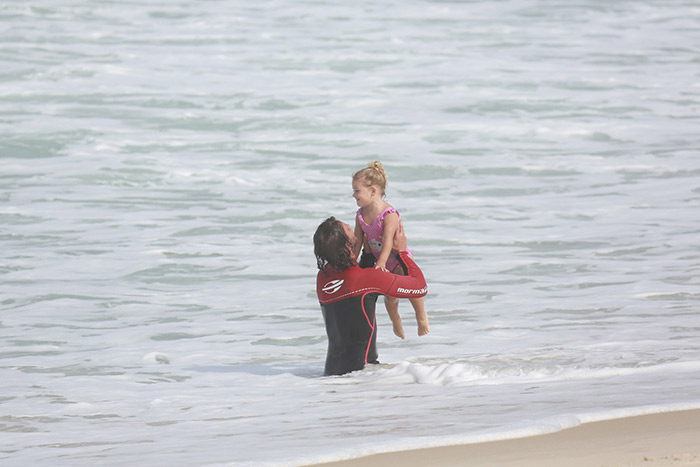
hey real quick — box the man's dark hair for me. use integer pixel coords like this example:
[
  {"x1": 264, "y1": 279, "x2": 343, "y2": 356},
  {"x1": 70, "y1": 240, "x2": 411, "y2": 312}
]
[{"x1": 313, "y1": 217, "x2": 355, "y2": 272}]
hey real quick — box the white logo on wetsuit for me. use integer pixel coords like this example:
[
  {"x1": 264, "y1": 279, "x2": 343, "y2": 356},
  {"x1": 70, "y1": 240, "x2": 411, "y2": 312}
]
[{"x1": 322, "y1": 279, "x2": 344, "y2": 294}]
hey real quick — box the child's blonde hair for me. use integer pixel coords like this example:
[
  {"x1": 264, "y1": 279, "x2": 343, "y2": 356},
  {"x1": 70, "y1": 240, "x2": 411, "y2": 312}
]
[{"x1": 353, "y1": 161, "x2": 388, "y2": 196}]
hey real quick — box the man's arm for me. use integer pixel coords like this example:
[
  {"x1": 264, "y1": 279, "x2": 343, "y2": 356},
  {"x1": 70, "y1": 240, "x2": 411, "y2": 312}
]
[
  {"x1": 351, "y1": 252, "x2": 426, "y2": 299},
  {"x1": 352, "y1": 215, "x2": 364, "y2": 258},
  {"x1": 385, "y1": 251, "x2": 427, "y2": 298}
]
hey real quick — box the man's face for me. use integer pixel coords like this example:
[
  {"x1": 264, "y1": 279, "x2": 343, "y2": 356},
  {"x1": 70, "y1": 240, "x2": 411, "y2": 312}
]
[{"x1": 341, "y1": 221, "x2": 356, "y2": 252}]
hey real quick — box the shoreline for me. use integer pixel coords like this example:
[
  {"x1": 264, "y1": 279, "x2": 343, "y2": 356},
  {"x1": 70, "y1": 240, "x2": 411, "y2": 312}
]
[{"x1": 312, "y1": 408, "x2": 700, "y2": 466}]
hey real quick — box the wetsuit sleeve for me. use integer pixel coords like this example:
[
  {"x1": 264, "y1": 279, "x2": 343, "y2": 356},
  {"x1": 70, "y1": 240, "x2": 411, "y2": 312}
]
[
  {"x1": 358, "y1": 251, "x2": 427, "y2": 299},
  {"x1": 390, "y1": 250, "x2": 427, "y2": 298}
]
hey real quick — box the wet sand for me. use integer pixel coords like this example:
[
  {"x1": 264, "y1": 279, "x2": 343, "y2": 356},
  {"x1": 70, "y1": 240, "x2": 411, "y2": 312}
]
[{"x1": 314, "y1": 409, "x2": 700, "y2": 466}]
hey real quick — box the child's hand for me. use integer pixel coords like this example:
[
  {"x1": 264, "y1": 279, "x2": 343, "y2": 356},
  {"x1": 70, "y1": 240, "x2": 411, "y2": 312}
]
[{"x1": 375, "y1": 260, "x2": 389, "y2": 272}]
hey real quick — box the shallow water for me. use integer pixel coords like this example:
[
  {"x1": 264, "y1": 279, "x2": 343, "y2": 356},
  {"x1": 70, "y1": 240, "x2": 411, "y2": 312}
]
[{"x1": 2, "y1": 1, "x2": 700, "y2": 465}]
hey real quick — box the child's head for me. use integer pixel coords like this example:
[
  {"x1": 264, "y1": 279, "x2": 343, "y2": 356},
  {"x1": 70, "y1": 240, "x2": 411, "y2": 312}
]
[{"x1": 352, "y1": 161, "x2": 388, "y2": 197}]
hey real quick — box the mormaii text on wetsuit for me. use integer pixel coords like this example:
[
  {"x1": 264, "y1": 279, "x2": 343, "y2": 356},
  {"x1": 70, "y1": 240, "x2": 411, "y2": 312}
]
[{"x1": 396, "y1": 286, "x2": 428, "y2": 295}]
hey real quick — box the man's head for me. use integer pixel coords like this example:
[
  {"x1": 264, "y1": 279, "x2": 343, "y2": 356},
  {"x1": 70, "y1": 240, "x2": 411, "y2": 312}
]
[{"x1": 313, "y1": 217, "x2": 356, "y2": 272}]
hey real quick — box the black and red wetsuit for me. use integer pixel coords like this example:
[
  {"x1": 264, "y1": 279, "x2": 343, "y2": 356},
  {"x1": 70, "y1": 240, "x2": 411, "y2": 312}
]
[{"x1": 316, "y1": 251, "x2": 427, "y2": 376}]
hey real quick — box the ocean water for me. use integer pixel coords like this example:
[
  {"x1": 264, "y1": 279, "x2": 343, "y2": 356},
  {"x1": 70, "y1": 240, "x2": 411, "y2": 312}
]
[{"x1": 2, "y1": 0, "x2": 700, "y2": 465}]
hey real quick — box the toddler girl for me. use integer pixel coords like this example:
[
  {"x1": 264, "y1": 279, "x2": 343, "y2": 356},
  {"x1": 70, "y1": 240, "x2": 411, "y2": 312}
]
[{"x1": 352, "y1": 161, "x2": 429, "y2": 338}]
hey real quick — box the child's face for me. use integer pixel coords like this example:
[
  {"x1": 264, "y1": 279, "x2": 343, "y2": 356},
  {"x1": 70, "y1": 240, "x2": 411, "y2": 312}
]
[{"x1": 352, "y1": 178, "x2": 375, "y2": 207}]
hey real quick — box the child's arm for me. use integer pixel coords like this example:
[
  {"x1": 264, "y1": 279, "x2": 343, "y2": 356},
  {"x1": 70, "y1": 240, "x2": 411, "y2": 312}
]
[
  {"x1": 353, "y1": 215, "x2": 364, "y2": 259},
  {"x1": 375, "y1": 211, "x2": 399, "y2": 271}
]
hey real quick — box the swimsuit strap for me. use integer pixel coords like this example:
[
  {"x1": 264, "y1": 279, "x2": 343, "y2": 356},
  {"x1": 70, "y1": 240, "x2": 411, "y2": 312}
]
[
  {"x1": 378, "y1": 207, "x2": 398, "y2": 223},
  {"x1": 358, "y1": 206, "x2": 399, "y2": 226}
]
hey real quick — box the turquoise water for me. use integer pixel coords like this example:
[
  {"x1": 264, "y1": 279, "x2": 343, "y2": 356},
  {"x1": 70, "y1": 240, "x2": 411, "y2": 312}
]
[{"x1": 2, "y1": 1, "x2": 700, "y2": 465}]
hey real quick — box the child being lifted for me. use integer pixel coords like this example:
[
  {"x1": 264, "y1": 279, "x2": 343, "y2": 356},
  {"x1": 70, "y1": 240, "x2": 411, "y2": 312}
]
[{"x1": 352, "y1": 161, "x2": 429, "y2": 338}]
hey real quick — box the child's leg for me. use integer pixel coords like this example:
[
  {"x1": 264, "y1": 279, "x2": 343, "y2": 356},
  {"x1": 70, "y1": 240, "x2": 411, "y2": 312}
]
[
  {"x1": 386, "y1": 263, "x2": 407, "y2": 339},
  {"x1": 392, "y1": 262, "x2": 429, "y2": 336},
  {"x1": 409, "y1": 296, "x2": 429, "y2": 336},
  {"x1": 384, "y1": 295, "x2": 405, "y2": 339}
]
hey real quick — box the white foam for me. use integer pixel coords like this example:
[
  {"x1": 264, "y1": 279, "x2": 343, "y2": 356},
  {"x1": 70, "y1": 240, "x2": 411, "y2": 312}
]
[{"x1": 363, "y1": 359, "x2": 700, "y2": 387}]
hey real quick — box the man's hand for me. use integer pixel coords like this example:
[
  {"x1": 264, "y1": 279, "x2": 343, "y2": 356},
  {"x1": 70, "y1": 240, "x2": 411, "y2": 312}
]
[{"x1": 392, "y1": 220, "x2": 408, "y2": 252}]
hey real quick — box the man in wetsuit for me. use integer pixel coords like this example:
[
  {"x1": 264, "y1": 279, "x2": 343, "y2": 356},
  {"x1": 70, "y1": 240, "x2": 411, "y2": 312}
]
[{"x1": 313, "y1": 217, "x2": 428, "y2": 376}]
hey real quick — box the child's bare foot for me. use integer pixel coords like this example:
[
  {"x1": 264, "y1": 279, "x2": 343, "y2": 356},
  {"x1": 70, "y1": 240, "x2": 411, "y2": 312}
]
[
  {"x1": 385, "y1": 296, "x2": 404, "y2": 339},
  {"x1": 393, "y1": 320, "x2": 405, "y2": 339},
  {"x1": 408, "y1": 297, "x2": 429, "y2": 336},
  {"x1": 417, "y1": 318, "x2": 430, "y2": 336}
]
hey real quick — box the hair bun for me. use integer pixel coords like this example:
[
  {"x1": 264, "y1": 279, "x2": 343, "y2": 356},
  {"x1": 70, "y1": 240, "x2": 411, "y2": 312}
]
[{"x1": 368, "y1": 161, "x2": 387, "y2": 181}]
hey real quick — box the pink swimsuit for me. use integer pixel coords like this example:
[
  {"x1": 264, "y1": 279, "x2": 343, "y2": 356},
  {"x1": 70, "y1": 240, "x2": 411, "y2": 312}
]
[{"x1": 357, "y1": 207, "x2": 411, "y2": 272}]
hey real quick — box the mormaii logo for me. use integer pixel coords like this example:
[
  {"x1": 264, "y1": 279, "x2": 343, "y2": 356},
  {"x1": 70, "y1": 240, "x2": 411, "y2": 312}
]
[
  {"x1": 397, "y1": 286, "x2": 427, "y2": 295},
  {"x1": 322, "y1": 279, "x2": 344, "y2": 294}
]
